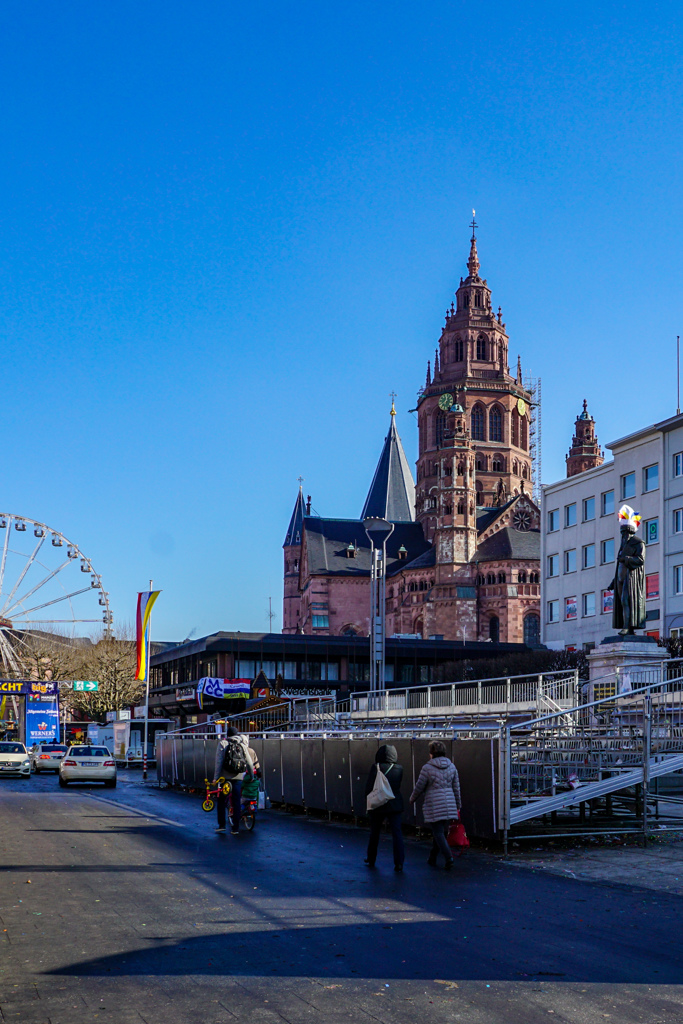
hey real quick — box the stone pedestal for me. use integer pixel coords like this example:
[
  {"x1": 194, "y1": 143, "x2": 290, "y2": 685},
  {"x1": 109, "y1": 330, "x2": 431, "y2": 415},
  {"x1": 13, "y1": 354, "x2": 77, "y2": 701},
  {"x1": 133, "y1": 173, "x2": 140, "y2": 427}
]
[{"x1": 587, "y1": 635, "x2": 668, "y2": 698}]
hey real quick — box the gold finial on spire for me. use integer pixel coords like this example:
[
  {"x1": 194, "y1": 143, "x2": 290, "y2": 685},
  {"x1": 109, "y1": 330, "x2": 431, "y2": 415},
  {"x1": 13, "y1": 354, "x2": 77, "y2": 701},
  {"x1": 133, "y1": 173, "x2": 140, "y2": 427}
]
[
  {"x1": 389, "y1": 390, "x2": 397, "y2": 416},
  {"x1": 467, "y1": 209, "x2": 480, "y2": 278}
]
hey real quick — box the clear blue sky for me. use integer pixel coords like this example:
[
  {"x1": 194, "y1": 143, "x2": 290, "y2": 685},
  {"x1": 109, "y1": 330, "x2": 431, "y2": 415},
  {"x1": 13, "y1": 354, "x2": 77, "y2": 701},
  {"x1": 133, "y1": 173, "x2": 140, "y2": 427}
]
[{"x1": 1, "y1": 2, "x2": 681, "y2": 639}]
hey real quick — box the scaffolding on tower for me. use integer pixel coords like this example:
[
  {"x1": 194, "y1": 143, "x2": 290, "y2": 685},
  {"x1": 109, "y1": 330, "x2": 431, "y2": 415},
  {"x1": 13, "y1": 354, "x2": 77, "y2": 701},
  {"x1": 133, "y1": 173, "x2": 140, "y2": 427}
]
[{"x1": 524, "y1": 374, "x2": 542, "y2": 505}]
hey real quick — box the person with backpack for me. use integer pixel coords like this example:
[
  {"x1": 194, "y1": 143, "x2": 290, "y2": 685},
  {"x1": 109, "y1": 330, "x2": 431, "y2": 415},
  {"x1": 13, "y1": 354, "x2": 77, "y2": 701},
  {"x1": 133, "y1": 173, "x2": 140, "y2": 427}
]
[
  {"x1": 410, "y1": 740, "x2": 462, "y2": 870},
  {"x1": 212, "y1": 726, "x2": 254, "y2": 835},
  {"x1": 364, "y1": 744, "x2": 405, "y2": 872}
]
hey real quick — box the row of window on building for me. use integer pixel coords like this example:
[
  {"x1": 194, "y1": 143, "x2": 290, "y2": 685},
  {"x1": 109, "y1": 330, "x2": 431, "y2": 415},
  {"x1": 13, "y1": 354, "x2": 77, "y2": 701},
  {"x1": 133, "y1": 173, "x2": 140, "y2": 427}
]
[{"x1": 547, "y1": 573, "x2": 661, "y2": 624}]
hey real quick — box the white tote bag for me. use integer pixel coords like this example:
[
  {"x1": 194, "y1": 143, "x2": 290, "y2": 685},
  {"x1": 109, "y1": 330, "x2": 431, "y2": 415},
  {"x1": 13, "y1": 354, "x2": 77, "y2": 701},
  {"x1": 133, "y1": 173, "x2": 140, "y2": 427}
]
[{"x1": 366, "y1": 765, "x2": 394, "y2": 812}]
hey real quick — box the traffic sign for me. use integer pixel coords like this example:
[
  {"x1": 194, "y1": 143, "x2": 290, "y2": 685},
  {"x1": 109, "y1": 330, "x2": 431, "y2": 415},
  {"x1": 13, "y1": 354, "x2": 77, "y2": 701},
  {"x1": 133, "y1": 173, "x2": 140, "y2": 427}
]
[{"x1": 73, "y1": 680, "x2": 99, "y2": 692}]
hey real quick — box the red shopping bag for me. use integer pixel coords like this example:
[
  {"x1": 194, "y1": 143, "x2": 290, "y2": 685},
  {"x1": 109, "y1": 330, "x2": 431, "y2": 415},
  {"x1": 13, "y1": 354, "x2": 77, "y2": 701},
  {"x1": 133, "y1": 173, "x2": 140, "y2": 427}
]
[{"x1": 447, "y1": 819, "x2": 470, "y2": 852}]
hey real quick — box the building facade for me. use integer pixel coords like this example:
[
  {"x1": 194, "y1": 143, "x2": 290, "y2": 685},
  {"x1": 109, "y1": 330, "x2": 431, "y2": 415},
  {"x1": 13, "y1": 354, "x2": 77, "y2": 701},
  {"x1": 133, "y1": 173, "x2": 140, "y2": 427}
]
[
  {"x1": 542, "y1": 408, "x2": 683, "y2": 649},
  {"x1": 283, "y1": 226, "x2": 542, "y2": 646}
]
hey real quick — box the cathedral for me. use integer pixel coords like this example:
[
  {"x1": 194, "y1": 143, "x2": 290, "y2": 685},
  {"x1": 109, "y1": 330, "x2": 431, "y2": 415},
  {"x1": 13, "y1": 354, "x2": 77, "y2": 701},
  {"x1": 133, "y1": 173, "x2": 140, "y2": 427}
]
[{"x1": 282, "y1": 225, "x2": 542, "y2": 646}]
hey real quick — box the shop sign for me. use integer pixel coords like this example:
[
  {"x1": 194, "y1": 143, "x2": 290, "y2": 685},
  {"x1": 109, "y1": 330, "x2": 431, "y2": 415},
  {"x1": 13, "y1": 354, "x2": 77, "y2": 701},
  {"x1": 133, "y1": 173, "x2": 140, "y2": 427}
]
[
  {"x1": 26, "y1": 700, "x2": 59, "y2": 745},
  {"x1": 0, "y1": 680, "x2": 59, "y2": 697}
]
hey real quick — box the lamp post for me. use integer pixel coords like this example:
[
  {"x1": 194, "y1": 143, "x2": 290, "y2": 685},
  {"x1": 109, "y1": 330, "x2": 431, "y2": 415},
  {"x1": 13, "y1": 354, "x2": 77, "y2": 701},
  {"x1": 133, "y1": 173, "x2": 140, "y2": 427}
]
[{"x1": 363, "y1": 517, "x2": 394, "y2": 693}]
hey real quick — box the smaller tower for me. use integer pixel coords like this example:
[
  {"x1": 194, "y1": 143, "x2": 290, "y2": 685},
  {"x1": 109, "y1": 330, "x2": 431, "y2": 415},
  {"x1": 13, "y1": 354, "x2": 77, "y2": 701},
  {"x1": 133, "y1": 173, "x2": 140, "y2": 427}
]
[
  {"x1": 566, "y1": 400, "x2": 604, "y2": 477},
  {"x1": 282, "y1": 484, "x2": 306, "y2": 633}
]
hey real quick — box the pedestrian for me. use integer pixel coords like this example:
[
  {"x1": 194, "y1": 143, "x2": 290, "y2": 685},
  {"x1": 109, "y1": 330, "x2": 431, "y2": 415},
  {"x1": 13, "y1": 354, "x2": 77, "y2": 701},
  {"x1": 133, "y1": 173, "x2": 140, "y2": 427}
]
[
  {"x1": 364, "y1": 744, "x2": 405, "y2": 873},
  {"x1": 212, "y1": 726, "x2": 253, "y2": 835},
  {"x1": 409, "y1": 740, "x2": 462, "y2": 871}
]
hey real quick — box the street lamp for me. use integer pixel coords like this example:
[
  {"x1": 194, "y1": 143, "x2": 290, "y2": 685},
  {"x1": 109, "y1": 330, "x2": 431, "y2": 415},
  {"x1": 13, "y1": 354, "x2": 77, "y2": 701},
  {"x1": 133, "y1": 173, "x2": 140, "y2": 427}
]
[{"x1": 363, "y1": 517, "x2": 394, "y2": 693}]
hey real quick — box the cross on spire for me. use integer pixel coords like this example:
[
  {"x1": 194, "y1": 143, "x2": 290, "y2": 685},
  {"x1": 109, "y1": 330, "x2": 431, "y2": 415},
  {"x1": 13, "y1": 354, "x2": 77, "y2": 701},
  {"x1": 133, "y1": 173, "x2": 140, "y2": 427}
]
[
  {"x1": 297, "y1": 475, "x2": 304, "y2": 489},
  {"x1": 470, "y1": 209, "x2": 478, "y2": 239},
  {"x1": 389, "y1": 390, "x2": 397, "y2": 416}
]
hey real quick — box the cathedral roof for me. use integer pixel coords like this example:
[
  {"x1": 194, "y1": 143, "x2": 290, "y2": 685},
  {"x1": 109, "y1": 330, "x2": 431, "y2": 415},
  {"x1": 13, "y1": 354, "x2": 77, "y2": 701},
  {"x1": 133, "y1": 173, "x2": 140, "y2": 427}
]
[
  {"x1": 302, "y1": 518, "x2": 429, "y2": 577},
  {"x1": 475, "y1": 527, "x2": 540, "y2": 562},
  {"x1": 283, "y1": 487, "x2": 306, "y2": 547},
  {"x1": 361, "y1": 409, "x2": 415, "y2": 522}
]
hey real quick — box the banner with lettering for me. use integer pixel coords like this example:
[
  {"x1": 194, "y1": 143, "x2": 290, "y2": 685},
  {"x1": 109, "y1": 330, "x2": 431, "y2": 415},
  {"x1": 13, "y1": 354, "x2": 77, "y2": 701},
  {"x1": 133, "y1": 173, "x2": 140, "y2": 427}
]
[
  {"x1": 0, "y1": 680, "x2": 60, "y2": 697},
  {"x1": 197, "y1": 678, "x2": 251, "y2": 710},
  {"x1": 25, "y1": 699, "x2": 60, "y2": 746}
]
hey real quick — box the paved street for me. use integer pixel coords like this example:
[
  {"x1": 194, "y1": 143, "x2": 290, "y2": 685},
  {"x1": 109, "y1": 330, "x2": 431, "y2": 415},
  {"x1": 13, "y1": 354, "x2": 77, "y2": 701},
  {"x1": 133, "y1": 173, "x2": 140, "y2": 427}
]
[{"x1": 1, "y1": 772, "x2": 682, "y2": 1024}]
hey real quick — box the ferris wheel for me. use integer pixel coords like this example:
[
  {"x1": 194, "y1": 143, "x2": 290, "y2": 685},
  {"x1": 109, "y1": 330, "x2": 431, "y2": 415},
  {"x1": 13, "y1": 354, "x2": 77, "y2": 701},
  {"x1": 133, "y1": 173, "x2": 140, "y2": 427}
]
[{"x1": 0, "y1": 513, "x2": 112, "y2": 675}]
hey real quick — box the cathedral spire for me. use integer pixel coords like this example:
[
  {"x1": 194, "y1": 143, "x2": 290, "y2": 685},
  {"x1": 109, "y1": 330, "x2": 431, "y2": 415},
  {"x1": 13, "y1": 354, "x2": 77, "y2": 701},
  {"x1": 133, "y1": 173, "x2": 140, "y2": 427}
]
[
  {"x1": 284, "y1": 484, "x2": 306, "y2": 546},
  {"x1": 361, "y1": 408, "x2": 415, "y2": 522},
  {"x1": 467, "y1": 210, "x2": 480, "y2": 279}
]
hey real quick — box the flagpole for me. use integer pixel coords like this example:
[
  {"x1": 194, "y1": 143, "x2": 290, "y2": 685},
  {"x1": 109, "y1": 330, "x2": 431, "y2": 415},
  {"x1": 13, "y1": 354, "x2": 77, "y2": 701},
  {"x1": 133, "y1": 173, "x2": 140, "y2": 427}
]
[{"x1": 143, "y1": 578, "x2": 153, "y2": 780}]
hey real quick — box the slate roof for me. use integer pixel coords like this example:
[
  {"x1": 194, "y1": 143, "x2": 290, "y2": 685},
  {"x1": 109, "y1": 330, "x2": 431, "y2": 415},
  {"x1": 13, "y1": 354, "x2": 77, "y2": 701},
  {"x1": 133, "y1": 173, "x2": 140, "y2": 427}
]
[
  {"x1": 302, "y1": 517, "x2": 430, "y2": 577},
  {"x1": 284, "y1": 487, "x2": 306, "y2": 546},
  {"x1": 475, "y1": 527, "x2": 541, "y2": 562},
  {"x1": 361, "y1": 415, "x2": 415, "y2": 522},
  {"x1": 389, "y1": 544, "x2": 436, "y2": 575},
  {"x1": 475, "y1": 498, "x2": 516, "y2": 534}
]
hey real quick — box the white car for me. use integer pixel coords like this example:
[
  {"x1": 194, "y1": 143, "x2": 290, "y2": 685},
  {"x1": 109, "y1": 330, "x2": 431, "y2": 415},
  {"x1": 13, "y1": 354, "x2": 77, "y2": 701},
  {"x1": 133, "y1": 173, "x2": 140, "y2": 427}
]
[
  {"x1": 30, "y1": 743, "x2": 68, "y2": 773},
  {"x1": 0, "y1": 741, "x2": 31, "y2": 778},
  {"x1": 59, "y1": 746, "x2": 117, "y2": 788}
]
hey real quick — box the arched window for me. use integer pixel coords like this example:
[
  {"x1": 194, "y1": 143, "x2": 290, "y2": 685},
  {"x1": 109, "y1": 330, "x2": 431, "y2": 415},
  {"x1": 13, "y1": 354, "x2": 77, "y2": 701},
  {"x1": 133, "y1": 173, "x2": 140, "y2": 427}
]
[
  {"x1": 512, "y1": 459, "x2": 519, "y2": 475},
  {"x1": 511, "y1": 411, "x2": 519, "y2": 447},
  {"x1": 476, "y1": 335, "x2": 487, "y2": 360},
  {"x1": 444, "y1": 504, "x2": 452, "y2": 516},
  {"x1": 471, "y1": 404, "x2": 485, "y2": 440},
  {"x1": 520, "y1": 415, "x2": 528, "y2": 451},
  {"x1": 518, "y1": 570, "x2": 527, "y2": 584},
  {"x1": 457, "y1": 461, "x2": 465, "y2": 477},
  {"x1": 444, "y1": 463, "x2": 452, "y2": 476},
  {"x1": 497, "y1": 571, "x2": 506, "y2": 584},
  {"x1": 409, "y1": 582, "x2": 417, "y2": 593},
  {"x1": 530, "y1": 572, "x2": 540, "y2": 584},
  {"x1": 489, "y1": 406, "x2": 502, "y2": 443},
  {"x1": 492, "y1": 457, "x2": 503, "y2": 472},
  {"x1": 418, "y1": 581, "x2": 426, "y2": 591},
  {"x1": 454, "y1": 338, "x2": 464, "y2": 361},
  {"x1": 457, "y1": 500, "x2": 465, "y2": 515},
  {"x1": 489, "y1": 616, "x2": 500, "y2": 642},
  {"x1": 477, "y1": 574, "x2": 485, "y2": 585},
  {"x1": 522, "y1": 463, "x2": 529, "y2": 479},
  {"x1": 486, "y1": 572, "x2": 496, "y2": 585},
  {"x1": 435, "y1": 411, "x2": 446, "y2": 448},
  {"x1": 476, "y1": 457, "x2": 485, "y2": 472},
  {"x1": 524, "y1": 613, "x2": 541, "y2": 647}
]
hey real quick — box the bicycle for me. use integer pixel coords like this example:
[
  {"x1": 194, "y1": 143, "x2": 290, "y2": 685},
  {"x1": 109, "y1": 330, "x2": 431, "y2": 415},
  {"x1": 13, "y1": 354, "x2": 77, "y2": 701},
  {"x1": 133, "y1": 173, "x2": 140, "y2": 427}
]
[
  {"x1": 228, "y1": 795, "x2": 257, "y2": 831},
  {"x1": 202, "y1": 776, "x2": 231, "y2": 812}
]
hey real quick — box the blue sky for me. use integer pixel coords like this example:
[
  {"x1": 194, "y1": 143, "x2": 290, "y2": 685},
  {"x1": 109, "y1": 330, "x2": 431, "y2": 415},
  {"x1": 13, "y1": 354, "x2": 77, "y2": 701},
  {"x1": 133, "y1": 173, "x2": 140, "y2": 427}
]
[{"x1": 0, "y1": 2, "x2": 681, "y2": 639}]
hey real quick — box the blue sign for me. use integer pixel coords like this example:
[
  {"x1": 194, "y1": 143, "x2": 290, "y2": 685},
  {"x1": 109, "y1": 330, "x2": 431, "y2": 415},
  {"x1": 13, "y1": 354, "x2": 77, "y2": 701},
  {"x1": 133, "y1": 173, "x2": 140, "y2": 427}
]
[{"x1": 26, "y1": 699, "x2": 60, "y2": 746}]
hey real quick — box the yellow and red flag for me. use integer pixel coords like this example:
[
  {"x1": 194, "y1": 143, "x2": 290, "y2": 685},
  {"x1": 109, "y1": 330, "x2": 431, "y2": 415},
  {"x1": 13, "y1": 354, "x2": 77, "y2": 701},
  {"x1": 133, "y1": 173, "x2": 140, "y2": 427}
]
[{"x1": 135, "y1": 591, "x2": 161, "y2": 681}]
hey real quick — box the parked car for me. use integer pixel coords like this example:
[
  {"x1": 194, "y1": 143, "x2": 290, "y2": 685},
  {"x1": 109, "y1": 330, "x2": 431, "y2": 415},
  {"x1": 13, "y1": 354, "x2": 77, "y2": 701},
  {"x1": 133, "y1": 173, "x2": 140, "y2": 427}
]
[
  {"x1": 59, "y1": 746, "x2": 116, "y2": 788},
  {"x1": 30, "y1": 743, "x2": 68, "y2": 773},
  {"x1": 0, "y1": 741, "x2": 31, "y2": 778}
]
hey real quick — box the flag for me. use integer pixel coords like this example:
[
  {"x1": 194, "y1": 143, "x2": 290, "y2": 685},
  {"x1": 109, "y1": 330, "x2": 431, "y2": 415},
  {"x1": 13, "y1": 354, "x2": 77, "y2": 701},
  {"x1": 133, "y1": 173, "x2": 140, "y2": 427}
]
[{"x1": 135, "y1": 591, "x2": 161, "y2": 681}]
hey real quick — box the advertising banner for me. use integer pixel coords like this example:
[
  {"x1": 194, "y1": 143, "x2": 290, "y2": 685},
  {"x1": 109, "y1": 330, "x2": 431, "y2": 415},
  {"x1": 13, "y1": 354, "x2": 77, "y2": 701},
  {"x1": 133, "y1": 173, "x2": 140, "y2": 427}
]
[
  {"x1": 197, "y1": 678, "x2": 251, "y2": 709},
  {"x1": 0, "y1": 680, "x2": 59, "y2": 697},
  {"x1": 25, "y1": 699, "x2": 60, "y2": 746}
]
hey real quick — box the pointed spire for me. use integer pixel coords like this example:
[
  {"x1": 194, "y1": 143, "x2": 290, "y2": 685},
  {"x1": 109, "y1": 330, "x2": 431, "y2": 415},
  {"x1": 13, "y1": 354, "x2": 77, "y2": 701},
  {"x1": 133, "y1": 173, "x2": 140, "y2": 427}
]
[
  {"x1": 434, "y1": 348, "x2": 440, "y2": 375},
  {"x1": 284, "y1": 485, "x2": 306, "y2": 546},
  {"x1": 426, "y1": 360, "x2": 431, "y2": 386},
  {"x1": 516, "y1": 355, "x2": 522, "y2": 384},
  {"x1": 361, "y1": 411, "x2": 415, "y2": 522},
  {"x1": 467, "y1": 209, "x2": 480, "y2": 278}
]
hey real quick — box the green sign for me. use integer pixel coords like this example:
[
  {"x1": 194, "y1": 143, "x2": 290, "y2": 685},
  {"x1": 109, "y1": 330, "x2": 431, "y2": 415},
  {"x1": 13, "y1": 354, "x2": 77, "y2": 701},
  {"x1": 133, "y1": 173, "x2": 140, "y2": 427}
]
[{"x1": 73, "y1": 680, "x2": 99, "y2": 692}]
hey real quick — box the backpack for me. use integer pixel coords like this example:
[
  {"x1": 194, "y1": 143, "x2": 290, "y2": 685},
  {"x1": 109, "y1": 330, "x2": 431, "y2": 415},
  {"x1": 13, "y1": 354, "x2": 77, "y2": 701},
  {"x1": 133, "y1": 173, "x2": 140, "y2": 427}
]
[{"x1": 222, "y1": 737, "x2": 248, "y2": 775}]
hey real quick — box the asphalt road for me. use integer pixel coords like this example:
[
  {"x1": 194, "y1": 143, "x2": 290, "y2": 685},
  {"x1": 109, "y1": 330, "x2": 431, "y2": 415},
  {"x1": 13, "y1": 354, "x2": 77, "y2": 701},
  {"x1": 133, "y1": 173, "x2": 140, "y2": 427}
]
[{"x1": 1, "y1": 771, "x2": 682, "y2": 1024}]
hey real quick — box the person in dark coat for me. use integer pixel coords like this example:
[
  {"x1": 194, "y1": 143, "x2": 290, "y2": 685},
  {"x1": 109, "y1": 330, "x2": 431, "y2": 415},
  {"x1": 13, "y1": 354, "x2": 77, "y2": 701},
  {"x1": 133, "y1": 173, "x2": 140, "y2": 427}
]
[
  {"x1": 410, "y1": 740, "x2": 462, "y2": 870},
  {"x1": 364, "y1": 744, "x2": 405, "y2": 872},
  {"x1": 610, "y1": 507, "x2": 646, "y2": 634}
]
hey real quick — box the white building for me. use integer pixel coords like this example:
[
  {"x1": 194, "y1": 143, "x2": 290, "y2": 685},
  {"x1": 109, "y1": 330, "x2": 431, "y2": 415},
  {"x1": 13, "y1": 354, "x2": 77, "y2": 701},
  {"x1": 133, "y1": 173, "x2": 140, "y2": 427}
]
[{"x1": 541, "y1": 412, "x2": 683, "y2": 650}]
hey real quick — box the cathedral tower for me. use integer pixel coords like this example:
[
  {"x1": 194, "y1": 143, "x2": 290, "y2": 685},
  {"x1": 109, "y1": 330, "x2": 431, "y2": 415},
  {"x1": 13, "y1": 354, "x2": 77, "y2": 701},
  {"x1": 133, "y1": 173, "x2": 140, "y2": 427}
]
[
  {"x1": 416, "y1": 219, "x2": 533, "y2": 541},
  {"x1": 566, "y1": 400, "x2": 604, "y2": 477},
  {"x1": 282, "y1": 485, "x2": 306, "y2": 633}
]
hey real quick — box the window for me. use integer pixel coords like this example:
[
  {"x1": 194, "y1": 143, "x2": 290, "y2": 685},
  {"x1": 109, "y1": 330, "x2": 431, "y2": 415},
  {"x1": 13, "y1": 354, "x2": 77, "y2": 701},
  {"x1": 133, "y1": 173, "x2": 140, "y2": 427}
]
[
  {"x1": 602, "y1": 490, "x2": 615, "y2": 516},
  {"x1": 486, "y1": 572, "x2": 495, "y2": 585},
  {"x1": 547, "y1": 600, "x2": 560, "y2": 623},
  {"x1": 644, "y1": 464, "x2": 659, "y2": 492},
  {"x1": 675, "y1": 566, "x2": 683, "y2": 596},
  {"x1": 492, "y1": 457, "x2": 503, "y2": 472},
  {"x1": 518, "y1": 570, "x2": 527, "y2": 583},
  {"x1": 435, "y1": 411, "x2": 446, "y2": 447},
  {"x1": 646, "y1": 573, "x2": 659, "y2": 600},
  {"x1": 547, "y1": 554, "x2": 559, "y2": 577},
  {"x1": 582, "y1": 592, "x2": 596, "y2": 617},
  {"x1": 675, "y1": 509, "x2": 683, "y2": 534},
  {"x1": 489, "y1": 406, "x2": 502, "y2": 442},
  {"x1": 601, "y1": 538, "x2": 615, "y2": 563},
  {"x1": 582, "y1": 496, "x2": 595, "y2": 522},
  {"x1": 602, "y1": 589, "x2": 614, "y2": 614},
  {"x1": 454, "y1": 338, "x2": 464, "y2": 361},
  {"x1": 644, "y1": 518, "x2": 659, "y2": 545},
  {"x1": 489, "y1": 616, "x2": 500, "y2": 642},
  {"x1": 312, "y1": 615, "x2": 329, "y2": 628},
  {"x1": 565, "y1": 503, "x2": 577, "y2": 527},
  {"x1": 476, "y1": 336, "x2": 487, "y2": 360},
  {"x1": 674, "y1": 452, "x2": 683, "y2": 477},
  {"x1": 621, "y1": 472, "x2": 636, "y2": 499},
  {"x1": 524, "y1": 614, "x2": 540, "y2": 646},
  {"x1": 564, "y1": 549, "x2": 577, "y2": 573},
  {"x1": 547, "y1": 509, "x2": 559, "y2": 532},
  {"x1": 511, "y1": 412, "x2": 518, "y2": 447},
  {"x1": 520, "y1": 415, "x2": 528, "y2": 451},
  {"x1": 582, "y1": 543, "x2": 596, "y2": 569},
  {"x1": 471, "y1": 405, "x2": 485, "y2": 440},
  {"x1": 565, "y1": 596, "x2": 577, "y2": 620}
]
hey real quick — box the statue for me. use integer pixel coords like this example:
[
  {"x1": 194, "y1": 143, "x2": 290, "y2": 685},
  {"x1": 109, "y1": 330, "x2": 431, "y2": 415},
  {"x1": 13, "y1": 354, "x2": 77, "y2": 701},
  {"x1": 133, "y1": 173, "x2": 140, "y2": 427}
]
[{"x1": 610, "y1": 505, "x2": 646, "y2": 635}]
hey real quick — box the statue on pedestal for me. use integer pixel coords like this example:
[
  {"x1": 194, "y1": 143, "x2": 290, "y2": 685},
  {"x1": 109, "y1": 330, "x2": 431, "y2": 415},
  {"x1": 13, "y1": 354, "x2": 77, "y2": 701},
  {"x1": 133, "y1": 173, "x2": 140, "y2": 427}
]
[{"x1": 610, "y1": 504, "x2": 646, "y2": 635}]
